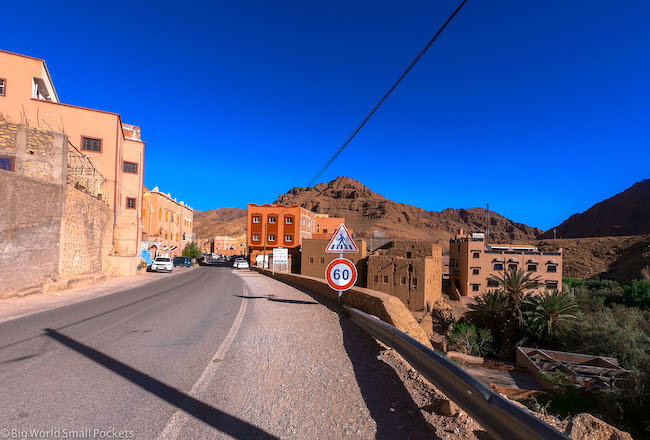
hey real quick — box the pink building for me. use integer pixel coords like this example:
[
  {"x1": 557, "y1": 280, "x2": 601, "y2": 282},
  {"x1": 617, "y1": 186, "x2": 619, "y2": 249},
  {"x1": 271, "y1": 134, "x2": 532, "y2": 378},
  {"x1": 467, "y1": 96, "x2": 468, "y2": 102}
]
[{"x1": 449, "y1": 230, "x2": 563, "y2": 298}]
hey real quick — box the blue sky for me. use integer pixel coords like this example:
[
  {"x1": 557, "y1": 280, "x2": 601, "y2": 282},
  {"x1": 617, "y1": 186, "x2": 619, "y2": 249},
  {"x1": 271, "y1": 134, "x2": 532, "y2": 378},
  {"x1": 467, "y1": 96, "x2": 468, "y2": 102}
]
[{"x1": 3, "y1": 1, "x2": 649, "y2": 230}]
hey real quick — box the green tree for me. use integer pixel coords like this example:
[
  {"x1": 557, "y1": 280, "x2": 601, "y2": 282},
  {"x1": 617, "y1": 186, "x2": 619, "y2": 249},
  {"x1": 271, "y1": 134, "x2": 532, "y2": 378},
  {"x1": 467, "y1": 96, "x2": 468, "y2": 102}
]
[
  {"x1": 182, "y1": 242, "x2": 202, "y2": 262},
  {"x1": 524, "y1": 290, "x2": 578, "y2": 340},
  {"x1": 488, "y1": 267, "x2": 541, "y2": 327}
]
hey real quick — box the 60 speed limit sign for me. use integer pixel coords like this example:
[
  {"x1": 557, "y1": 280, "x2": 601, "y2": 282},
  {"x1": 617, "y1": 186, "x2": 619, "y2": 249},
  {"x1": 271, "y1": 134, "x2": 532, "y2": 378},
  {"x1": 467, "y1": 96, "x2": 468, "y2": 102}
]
[{"x1": 325, "y1": 258, "x2": 358, "y2": 292}]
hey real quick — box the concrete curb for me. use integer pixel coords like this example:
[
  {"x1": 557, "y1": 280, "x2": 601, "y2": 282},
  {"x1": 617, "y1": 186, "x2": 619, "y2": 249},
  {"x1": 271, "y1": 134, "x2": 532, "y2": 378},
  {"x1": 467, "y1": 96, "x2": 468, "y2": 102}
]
[{"x1": 253, "y1": 268, "x2": 432, "y2": 348}]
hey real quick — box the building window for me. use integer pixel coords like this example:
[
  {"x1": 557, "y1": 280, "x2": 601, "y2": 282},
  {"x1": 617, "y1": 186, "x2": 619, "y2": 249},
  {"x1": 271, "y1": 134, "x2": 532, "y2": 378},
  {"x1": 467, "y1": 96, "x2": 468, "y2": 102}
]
[
  {"x1": 323, "y1": 228, "x2": 328, "y2": 234},
  {"x1": 309, "y1": 257, "x2": 314, "y2": 264},
  {"x1": 158, "y1": 208, "x2": 162, "y2": 219},
  {"x1": 0, "y1": 78, "x2": 5, "y2": 96},
  {"x1": 508, "y1": 264, "x2": 517, "y2": 271},
  {"x1": 252, "y1": 216, "x2": 261, "y2": 224},
  {"x1": 547, "y1": 265, "x2": 557, "y2": 273},
  {"x1": 527, "y1": 264, "x2": 537, "y2": 272},
  {"x1": 81, "y1": 136, "x2": 102, "y2": 152},
  {"x1": 285, "y1": 217, "x2": 293, "y2": 225},
  {"x1": 302, "y1": 219, "x2": 306, "y2": 226},
  {"x1": 546, "y1": 280, "x2": 559, "y2": 290},
  {"x1": 320, "y1": 257, "x2": 325, "y2": 264},
  {"x1": 494, "y1": 263, "x2": 503, "y2": 271},
  {"x1": 126, "y1": 197, "x2": 136, "y2": 209},
  {"x1": 252, "y1": 234, "x2": 260, "y2": 242},
  {"x1": 268, "y1": 216, "x2": 276, "y2": 224},
  {"x1": 285, "y1": 234, "x2": 293, "y2": 243},
  {"x1": 406, "y1": 252, "x2": 412, "y2": 259},
  {"x1": 382, "y1": 275, "x2": 389, "y2": 284},
  {"x1": 0, "y1": 155, "x2": 15, "y2": 171},
  {"x1": 473, "y1": 252, "x2": 480, "y2": 259},
  {"x1": 401, "y1": 277, "x2": 406, "y2": 285},
  {"x1": 472, "y1": 284, "x2": 480, "y2": 292},
  {"x1": 472, "y1": 268, "x2": 480, "y2": 275},
  {"x1": 487, "y1": 279, "x2": 499, "y2": 288},
  {"x1": 123, "y1": 161, "x2": 138, "y2": 174},
  {"x1": 373, "y1": 275, "x2": 379, "y2": 283},
  {"x1": 268, "y1": 234, "x2": 276, "y2": 242}
]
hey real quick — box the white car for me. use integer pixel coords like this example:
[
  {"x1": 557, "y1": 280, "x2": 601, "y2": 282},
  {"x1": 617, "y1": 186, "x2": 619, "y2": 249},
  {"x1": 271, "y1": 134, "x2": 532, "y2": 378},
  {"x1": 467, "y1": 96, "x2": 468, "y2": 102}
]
[
  {"x1": 150, "y1": 257, "x2": 173, "y2": 273},
  {"x1": 233, "y1": 258, "x2": 249, "y2": 269}
]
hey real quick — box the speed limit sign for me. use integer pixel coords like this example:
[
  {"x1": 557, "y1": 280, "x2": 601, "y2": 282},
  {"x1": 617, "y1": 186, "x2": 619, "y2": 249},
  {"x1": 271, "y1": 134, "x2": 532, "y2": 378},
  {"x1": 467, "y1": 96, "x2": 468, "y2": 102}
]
[{"x1": 325, "y1": 258, "x2": 358, "y2": 292}]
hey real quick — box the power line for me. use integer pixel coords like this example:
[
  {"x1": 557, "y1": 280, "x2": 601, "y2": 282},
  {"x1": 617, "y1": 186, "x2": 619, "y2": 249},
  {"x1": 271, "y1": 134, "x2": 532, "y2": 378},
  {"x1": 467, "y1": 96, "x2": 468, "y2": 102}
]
[{"x1": 306, "y1": 0, "x2": 468, "y2": 188}]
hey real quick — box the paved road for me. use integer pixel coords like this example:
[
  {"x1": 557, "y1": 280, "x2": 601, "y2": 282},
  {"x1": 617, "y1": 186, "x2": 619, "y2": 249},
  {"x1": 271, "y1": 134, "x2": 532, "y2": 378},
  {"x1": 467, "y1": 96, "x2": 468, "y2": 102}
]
[{"x1": 0, "y1": 265, "x2": 435, "y2": 439}]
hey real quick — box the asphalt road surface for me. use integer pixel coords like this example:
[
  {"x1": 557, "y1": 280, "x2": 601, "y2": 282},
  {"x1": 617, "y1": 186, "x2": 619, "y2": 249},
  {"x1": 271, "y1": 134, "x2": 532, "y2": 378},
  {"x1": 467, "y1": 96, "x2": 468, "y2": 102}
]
[{"x1": 0, "y1": 265, "x2": 434, "y2": 439}]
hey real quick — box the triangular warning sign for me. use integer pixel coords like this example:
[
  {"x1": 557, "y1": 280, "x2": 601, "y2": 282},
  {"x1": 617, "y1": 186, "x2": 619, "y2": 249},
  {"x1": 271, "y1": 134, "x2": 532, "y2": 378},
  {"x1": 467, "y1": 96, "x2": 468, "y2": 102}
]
[{"x1": 325, "y1": 224, "x2": 359, "y2": 253}]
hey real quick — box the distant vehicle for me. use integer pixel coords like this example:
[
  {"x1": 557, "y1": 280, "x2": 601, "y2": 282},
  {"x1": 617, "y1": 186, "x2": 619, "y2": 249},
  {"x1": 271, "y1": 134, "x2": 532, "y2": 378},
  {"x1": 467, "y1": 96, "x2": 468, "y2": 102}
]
[
  {"x1": 150, "y1": 257, "x2": 173, "y2": 273},
  {"x1": 173, "y1": 256, "x2": 191, "y2": 267},
  {"x1": 233, "y1": 258, "x2": 249, "y2": 269}
]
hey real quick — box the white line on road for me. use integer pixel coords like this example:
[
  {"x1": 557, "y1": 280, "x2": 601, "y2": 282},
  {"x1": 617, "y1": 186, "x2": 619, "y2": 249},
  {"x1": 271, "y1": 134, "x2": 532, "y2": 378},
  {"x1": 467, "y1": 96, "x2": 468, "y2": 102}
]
[{"x1": 158, "y1": 283, "x2": 250, "y2": 440}]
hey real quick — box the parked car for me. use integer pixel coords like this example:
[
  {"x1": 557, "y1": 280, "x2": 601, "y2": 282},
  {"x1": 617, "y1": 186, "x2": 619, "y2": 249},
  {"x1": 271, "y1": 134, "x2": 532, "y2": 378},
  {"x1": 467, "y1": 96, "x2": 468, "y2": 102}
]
[
  {"x1": 233, "y1": 258, "x2": 249, "y2": 269},
  {"x1": 173, "y1": 256, "x2": 192, "y2": 267},
  {"x1": 150, "y1": 257, "x2": 173, "y2": 273}
]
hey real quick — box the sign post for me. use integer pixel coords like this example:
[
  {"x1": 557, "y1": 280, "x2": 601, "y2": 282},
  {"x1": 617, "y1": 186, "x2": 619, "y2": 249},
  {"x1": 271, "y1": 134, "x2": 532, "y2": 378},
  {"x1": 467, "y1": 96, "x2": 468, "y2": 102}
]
[
  {"x1": 324, "y1": 224, "x2": 359, "y2": 303},
  {"x1": 273, "y1": 247, "x2": 288, "y2": 275}
]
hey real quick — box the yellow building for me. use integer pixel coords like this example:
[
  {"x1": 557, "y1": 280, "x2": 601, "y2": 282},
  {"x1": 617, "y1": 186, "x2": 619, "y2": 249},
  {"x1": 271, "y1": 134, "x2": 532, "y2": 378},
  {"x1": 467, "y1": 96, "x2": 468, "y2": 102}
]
[
  {"x1": 142, "y1": 187, "x2": 194, "y2": 258},
  {"x1": 210, "y1": 234, "x2": 247, "y2": 256}
]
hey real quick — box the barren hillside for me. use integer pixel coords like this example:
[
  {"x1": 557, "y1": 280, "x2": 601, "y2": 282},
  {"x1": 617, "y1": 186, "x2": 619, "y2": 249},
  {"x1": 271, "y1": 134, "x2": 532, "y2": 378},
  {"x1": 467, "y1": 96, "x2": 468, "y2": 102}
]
[
  {"x1": 537, "y1": 234, "x2": 650, "y2": 283},
  {"x1": 193, "y1": 208, "x2": 247, "y2": 239}
]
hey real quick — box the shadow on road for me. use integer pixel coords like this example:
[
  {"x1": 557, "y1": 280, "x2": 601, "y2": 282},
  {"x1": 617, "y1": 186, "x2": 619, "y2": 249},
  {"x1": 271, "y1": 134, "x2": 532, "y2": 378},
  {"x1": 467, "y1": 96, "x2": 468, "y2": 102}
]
[
  {"x1": 233, "y1": 295, "x2": 318, "y2": 305},
  {"x1": 274, "y1": 282, "x2": 440, "y2": 440},
  {"x1": 44, "y1": 328, "x2": 279, "y2": 440}
]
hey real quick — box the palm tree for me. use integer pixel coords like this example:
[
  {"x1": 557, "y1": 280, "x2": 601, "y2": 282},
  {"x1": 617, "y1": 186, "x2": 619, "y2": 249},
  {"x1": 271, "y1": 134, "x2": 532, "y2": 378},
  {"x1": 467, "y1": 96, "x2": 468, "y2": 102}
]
[
  {"x1": 524, "y1": 290, "x2": 578, "y2": 339},
  {"x1": 488, "y1": 267, "x2": 541, "y2": 327},
  {"x1": 466, "y1": 289, "x2": 513, "y2": 335},
  {"x1": 641, "y1": 265, "x2": 650, "y2": 281}
]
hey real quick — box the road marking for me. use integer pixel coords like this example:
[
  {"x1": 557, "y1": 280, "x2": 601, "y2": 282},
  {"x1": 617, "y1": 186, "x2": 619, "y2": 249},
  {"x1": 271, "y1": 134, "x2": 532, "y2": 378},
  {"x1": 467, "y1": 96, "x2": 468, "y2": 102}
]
[{"x1": 158, "y1": 283, "x2": 250, "y2": 440}]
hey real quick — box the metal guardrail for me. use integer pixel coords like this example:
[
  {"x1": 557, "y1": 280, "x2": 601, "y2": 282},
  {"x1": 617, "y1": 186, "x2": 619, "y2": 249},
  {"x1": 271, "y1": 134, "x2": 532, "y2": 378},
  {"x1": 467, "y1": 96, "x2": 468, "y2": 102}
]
[{"x1": 344, "y1": 306, "x2": 570, "y2": 440}]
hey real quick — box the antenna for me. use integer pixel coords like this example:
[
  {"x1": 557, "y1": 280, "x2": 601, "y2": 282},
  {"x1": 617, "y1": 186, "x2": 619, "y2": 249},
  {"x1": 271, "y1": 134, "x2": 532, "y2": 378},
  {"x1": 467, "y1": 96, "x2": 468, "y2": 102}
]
[{"x1": 486, "y1": 203, "x2": 490, "y2": 242}]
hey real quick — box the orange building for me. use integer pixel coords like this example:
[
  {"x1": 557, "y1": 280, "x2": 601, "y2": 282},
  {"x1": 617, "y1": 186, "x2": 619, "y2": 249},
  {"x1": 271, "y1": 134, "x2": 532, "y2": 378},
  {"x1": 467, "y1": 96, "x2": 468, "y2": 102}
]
[
  {"x1": 449, "y1": 230, "x2": 563, "y2": 298},
  {"x1": 247, "y1": 204, "x2": 316, "y2": 269},
  {"x1": 142, "y1": 187, "x2": 194, "y2": 258},
  {"x1": 0, "y1": 49, "x2": 145, "y2": 276}
]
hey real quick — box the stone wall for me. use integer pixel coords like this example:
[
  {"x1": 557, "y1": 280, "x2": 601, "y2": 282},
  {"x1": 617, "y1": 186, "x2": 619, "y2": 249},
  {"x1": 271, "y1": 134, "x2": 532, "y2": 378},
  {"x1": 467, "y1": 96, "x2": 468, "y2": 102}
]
[
  {"x1": 0, "y1": 122, "x2": 67, "y2": 184},
  {"x1": 367, "y1": 255, "x2": 434, "y2": 312},
  {"x1": 0, "y1": 122, "x2": 115, "y2": 298},
  {"x1": 60, "y1": 186, "x2": 113, "y2": 277},
  {"x1": 0, "y1": 170, "x2": 65, "y2": 298}
]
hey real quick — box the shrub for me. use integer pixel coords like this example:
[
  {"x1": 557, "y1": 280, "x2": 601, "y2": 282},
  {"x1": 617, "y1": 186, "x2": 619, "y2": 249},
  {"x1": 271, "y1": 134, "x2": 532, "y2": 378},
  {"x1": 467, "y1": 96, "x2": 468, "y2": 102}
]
[
  {"x1": 621, "y1": 279, "x2": 650, "y2": 309},
  {"x1": 565, "y1": 305, "x2": 650, "y2": 372},
  {"x1": 447, "y1": 323, "x2": 493, "y2": 357}
]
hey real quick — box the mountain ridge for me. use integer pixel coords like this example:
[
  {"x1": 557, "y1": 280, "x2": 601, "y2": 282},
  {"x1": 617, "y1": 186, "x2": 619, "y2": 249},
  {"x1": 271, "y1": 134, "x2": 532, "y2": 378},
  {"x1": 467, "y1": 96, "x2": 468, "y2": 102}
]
[{"x1": 539, "y1": 179, "x2": 650, "y2": 239}]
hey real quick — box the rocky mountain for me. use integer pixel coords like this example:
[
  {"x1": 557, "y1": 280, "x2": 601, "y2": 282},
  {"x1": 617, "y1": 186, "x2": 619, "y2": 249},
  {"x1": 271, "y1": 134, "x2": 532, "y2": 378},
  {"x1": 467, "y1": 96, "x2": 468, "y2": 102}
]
[
  {"x1": 275, "y1": 177, "x2": 541, "y2": 249},
  {"x1": 540, "y1": 179, "x2": 650, "y2": 239},
  {"x1": 193, "y1": 207, "x2": 247, "y2": 240}
]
